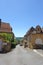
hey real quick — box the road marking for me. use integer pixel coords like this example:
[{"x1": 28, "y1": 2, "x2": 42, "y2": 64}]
[{"x1": 33, "y1": 49, "x2": 43, "y2": 57}]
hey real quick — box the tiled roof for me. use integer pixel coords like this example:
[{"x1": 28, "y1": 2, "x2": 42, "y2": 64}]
[
  {"x1": 24, "y1": 25, "x2": 43, "y2": 38},
  {"x1": 1, "y1": 22, "x2": 11, "y2": 29},
  {"x1": 0, "y1": 19, "x2": 12, "y2": 33}
]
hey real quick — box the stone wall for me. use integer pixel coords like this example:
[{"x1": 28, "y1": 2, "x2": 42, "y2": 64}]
[{"x1": 28, "y1": 33, "x2": 43, "y2": 49}]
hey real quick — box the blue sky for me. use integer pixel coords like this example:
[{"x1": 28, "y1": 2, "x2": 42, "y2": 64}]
[{"x1": 0, "y1": 0, "x2": 43, "y2": 37}]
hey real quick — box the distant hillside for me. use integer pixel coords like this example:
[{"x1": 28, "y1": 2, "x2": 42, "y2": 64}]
[{"x1": 16, "y1": 37, "x2": 23, "y2": 41}]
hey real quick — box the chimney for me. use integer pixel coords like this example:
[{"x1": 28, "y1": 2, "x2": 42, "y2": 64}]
[{"x1": 0, "y1": 19, "x2": 1, "y2": 28}]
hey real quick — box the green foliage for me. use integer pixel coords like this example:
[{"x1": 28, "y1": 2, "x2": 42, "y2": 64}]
[
  {"x1": 11, "y1": 38, "x2": 20, "y2": 45},
  {"x1": 11, "y1": 39, "x2": 18, "y2": 48},
  {"x1": 12, "y1": 39, "x2": 18, "y2": 45},
  {"x1": 0, "y1": 33, "x2": 13, "y2": 43}
]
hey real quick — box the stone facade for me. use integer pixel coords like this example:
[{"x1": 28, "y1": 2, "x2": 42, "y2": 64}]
[{"x1": 23, "y1": 25, "x2": 43, "y2": 49}]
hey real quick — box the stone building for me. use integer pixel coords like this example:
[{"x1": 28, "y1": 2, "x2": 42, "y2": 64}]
[
  {"x1": 0, "y1": 19, "x2": 14, "y2": 52},
  {"x1": 23, "y1": 25, "x2": 43, "y2": 49}
]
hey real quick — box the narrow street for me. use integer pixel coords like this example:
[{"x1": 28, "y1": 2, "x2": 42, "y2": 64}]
[{"x1": 0, "y1": 45, "x2": 43, "y2": 65}]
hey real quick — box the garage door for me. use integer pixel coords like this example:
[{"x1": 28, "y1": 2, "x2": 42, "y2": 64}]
[{"x1": 35, "y1": 38, "x2": 43, "y2": 45}]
